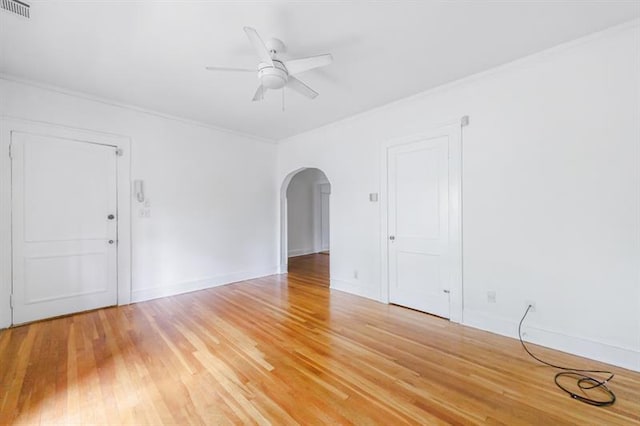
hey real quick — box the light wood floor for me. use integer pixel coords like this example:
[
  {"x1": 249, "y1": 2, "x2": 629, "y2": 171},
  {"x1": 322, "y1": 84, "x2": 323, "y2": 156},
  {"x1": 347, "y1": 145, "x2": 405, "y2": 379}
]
[
  {"x1": 288, "y1": 253, "x2": 329, "y2": 286},
  {"x1": 1, "y1": 254, "x2": 639, "y2": 425}
]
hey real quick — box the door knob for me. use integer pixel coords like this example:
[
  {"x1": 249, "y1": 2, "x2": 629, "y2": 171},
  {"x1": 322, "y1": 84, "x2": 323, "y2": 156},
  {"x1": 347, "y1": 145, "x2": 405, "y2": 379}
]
[
  {"x1": 389, "y1": 235, "x2": 395, "y2": 241},
  {"x1": 107, "y1": 214, "x2": 115, "y2": 220},
  {"x1": 108, "y1": 240, "x2": 115, "y2": 244}
]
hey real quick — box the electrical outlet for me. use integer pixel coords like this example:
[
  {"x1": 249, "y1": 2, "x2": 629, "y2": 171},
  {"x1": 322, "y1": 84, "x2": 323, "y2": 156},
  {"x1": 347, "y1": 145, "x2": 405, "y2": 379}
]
[
  {"x1": 487, "y1": 291, "x2": 496, "y2": 303},
  {"x1": 525, "y1": 300, "x2": 536, "y2": 312}
]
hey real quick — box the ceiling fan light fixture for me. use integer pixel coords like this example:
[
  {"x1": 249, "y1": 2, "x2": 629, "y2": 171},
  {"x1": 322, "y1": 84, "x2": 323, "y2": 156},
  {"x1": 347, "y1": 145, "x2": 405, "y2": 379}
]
[
  {"x1": 258, "y1": 60, "x2": 288, "y2": 89},
  {"x1": 261, "y1": 74, "x2": 287, "y2": 89}
]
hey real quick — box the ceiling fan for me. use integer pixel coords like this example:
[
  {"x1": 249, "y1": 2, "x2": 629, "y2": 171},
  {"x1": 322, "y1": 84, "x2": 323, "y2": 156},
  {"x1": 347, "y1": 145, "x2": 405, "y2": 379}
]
[{"x1": 206, "y1": 27, "x2": 333, "y2": 103}]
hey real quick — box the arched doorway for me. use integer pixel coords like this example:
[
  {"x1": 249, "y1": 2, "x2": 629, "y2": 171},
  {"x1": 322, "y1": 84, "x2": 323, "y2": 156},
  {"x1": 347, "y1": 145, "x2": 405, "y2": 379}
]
[{"x1": 280, "y1": 168, "x2": 331, "y2": 281}]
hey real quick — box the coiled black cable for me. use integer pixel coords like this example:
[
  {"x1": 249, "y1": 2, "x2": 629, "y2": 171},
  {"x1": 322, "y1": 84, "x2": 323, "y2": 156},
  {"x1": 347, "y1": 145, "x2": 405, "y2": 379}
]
[{"x1": 518, "y1": 305, "x2": 616, "y2": 407}]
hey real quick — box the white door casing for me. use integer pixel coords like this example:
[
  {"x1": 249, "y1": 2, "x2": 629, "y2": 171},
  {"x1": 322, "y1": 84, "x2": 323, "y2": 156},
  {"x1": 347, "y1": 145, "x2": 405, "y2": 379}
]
[
  {"x1": 320, "y1": 184, "x2": 330, "y2": 252},
  {"x1": 381, "y1": 122, "x2": 463, "y2": 322},
  {"x1": 11, "y1": 132, "x2": 118, "y2": 324}
]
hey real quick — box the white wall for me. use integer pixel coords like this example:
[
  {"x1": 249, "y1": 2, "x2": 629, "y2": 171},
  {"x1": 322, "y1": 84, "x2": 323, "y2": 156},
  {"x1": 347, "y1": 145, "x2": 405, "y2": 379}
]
[
  {"x1": 286, "y1": 168, "x2": 328, "y2": 257},
  {"x1": 277, "y1": 23, "x2": 640, "y2": 371},
  {"x1": 0, "y1": 77, "x2": 279, "y2": 327}
]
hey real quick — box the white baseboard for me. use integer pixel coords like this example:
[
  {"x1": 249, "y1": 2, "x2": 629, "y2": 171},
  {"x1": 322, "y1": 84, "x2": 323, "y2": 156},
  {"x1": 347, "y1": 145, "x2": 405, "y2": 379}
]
[
  {"x1": 464, "y1": 309, "x2": 640, "y2": 372},
  {"x1": 288, "y1": 248, "x2": 317, "y2": 257},
  {"x1": 131, "y1": 266, "x2": 279, "y2": 303},
  {"x1": 330, "y1": 278, "x2": 380, "y2": 302}
]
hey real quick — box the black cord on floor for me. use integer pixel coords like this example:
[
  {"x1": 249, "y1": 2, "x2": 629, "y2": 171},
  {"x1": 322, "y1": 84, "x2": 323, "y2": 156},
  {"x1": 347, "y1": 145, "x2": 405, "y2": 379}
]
[{"x1": 518, "y1": 305, "x2": 616, "y2": 407}]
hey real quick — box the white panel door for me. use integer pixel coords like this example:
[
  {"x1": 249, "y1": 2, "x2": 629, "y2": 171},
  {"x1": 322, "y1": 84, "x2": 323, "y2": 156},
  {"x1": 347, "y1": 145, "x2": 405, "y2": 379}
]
[
  {"x1": 320, "y1": 186, "x2": 330, "y2": 251},
  {"x1": 11, "y1": 132, "x2": 118, "y2": 324},
  {"x1": 388, "y1": 135, "x2": 450, "y2": 318}
]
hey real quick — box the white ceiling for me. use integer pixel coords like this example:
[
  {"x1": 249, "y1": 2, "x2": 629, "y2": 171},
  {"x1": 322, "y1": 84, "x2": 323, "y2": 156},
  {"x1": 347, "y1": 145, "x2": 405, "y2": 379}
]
[{"x1": 1, "y1": 1, "x2": 638, "y2": 141}]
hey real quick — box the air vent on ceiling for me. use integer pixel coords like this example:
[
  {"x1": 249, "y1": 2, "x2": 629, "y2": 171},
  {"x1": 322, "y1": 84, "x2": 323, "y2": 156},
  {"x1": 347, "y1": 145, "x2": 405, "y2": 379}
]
[{"x1": 1, "y1": 0, "x2": 30, "y2": 18}]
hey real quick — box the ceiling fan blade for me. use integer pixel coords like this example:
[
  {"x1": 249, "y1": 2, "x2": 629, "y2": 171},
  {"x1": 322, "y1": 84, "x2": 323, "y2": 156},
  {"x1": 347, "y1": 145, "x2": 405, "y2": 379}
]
[
  {"x1": 252, "y1": 85, "x2": 265, "y2": 102},
  {"x1": 243, "y1": 26, "x2": 274, "y2": 66},
  {"x1": 205, "y1": 66, "x2": 254, "y2": 73},
  {"x1": 284, "y1": 54, "x2": 333, "y2": 75},
  {"x1": 286, "y1": 76, "x2": 318, "y2": 99}
]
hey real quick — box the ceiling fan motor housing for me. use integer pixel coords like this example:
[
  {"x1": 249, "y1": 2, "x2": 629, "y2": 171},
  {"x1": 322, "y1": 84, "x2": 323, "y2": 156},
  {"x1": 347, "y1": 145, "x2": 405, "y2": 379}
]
[{"x1": 258, "y1": 60, "x2": 288, "y2": 89}]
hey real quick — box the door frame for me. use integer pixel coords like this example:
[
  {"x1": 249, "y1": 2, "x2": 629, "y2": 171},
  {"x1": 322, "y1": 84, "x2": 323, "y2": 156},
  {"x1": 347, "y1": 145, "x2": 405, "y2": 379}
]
[
  {"x1": 318, "y1": 183, "x2": 331, "y2": 252},
  {"x1": 0, "y1": 117, "x2": 132, "y2": 328},
  {"x1": 379, "y1": 120, "x2": 463, "y2": 323},
  {"x1": 313, "y1": 180, "x2": 331, "y2": 253}
]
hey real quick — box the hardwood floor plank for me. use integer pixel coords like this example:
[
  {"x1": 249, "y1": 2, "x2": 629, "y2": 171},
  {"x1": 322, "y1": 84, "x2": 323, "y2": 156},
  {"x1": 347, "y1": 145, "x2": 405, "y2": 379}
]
[{"x1": 1, "y1": 254, "x2": 639, "y2": 424}]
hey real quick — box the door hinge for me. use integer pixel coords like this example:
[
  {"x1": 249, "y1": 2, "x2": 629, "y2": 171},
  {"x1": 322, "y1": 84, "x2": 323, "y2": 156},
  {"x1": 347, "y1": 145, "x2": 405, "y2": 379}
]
[
  {"x1": 9, "y1": 293, "x2": 13, "y2": 309},
  {"x1": 8, "y1": 144, "x2": 12, "y2": 159},
  {"x1": 115, "y1": 148, "x2": 123, "y2": 156},
  {"x1": 461, "y1": 115, "x2": 470, "y2": 127}
]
